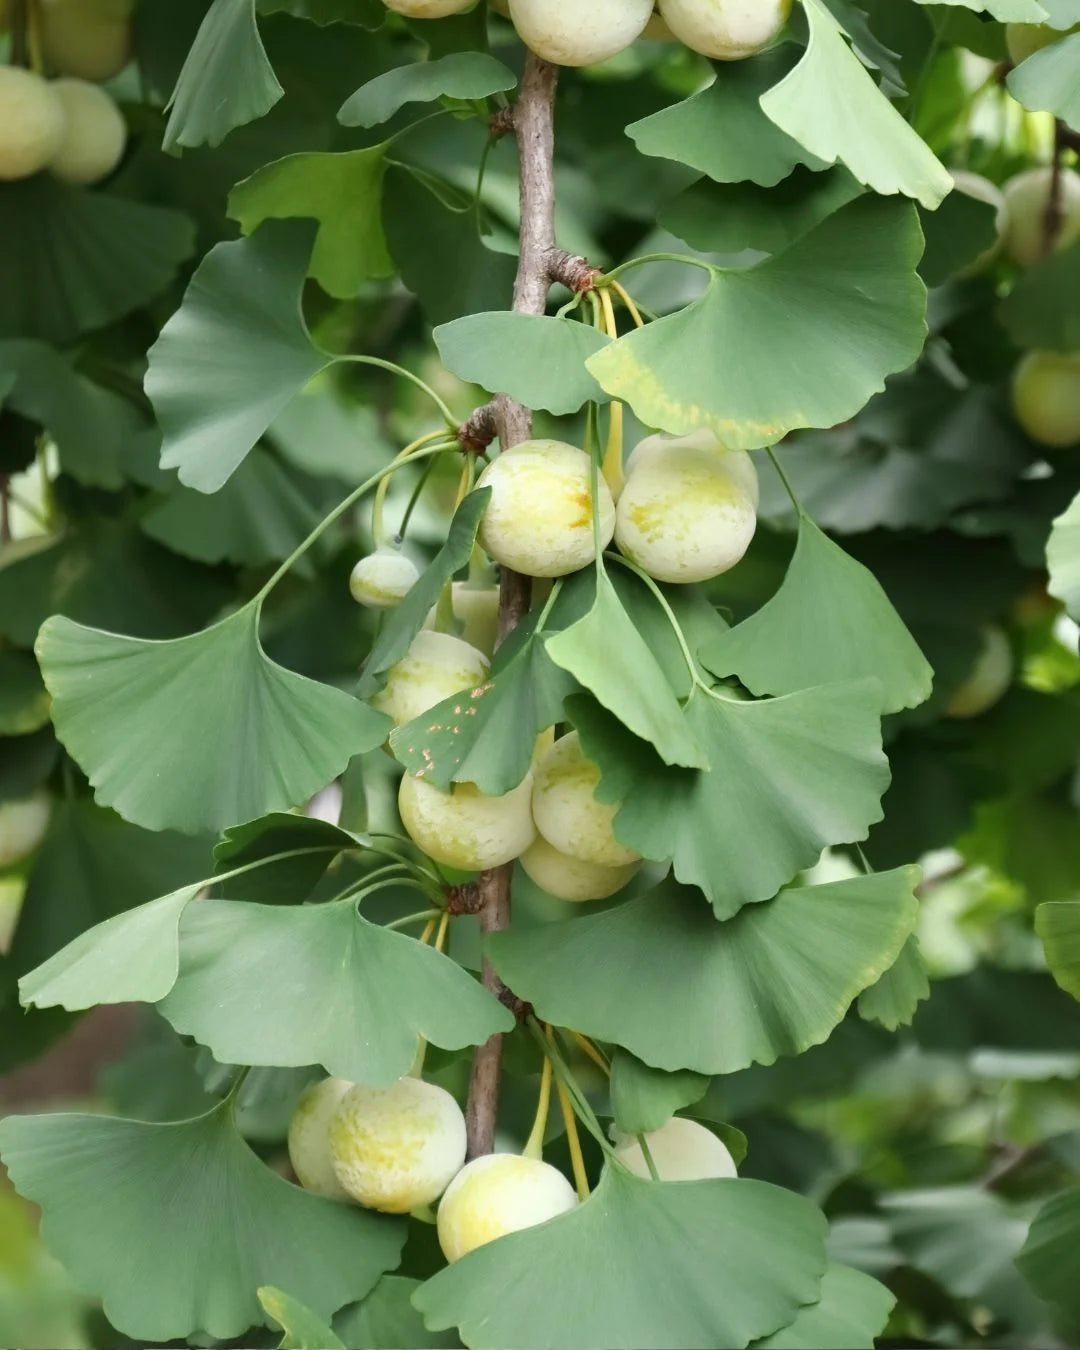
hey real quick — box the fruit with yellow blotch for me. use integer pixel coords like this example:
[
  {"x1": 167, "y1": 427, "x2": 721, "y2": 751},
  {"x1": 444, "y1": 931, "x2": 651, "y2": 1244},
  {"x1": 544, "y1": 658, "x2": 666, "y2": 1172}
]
[
  {"x1": 399, "y1": 773, "x2": 536, "y2": 871},
  {"x1": 350, "y1": 547, "x2": 420, "y2": 610},
  {"x1": 287, "y1": 1077, "x2": 353, "y2": 1200},
  {"x1": 437, "y1": 1153, "x2": 578, "y2": 1261},
  {"x1": 1012, "y1": 350, "x2": 1080, "y2": 449},
  {"x1": 373, "y1": 630, "x2": 490, "y2": 729},
  {"x1": 531, "y1": 731, "x2": 640, "y2": 868}
]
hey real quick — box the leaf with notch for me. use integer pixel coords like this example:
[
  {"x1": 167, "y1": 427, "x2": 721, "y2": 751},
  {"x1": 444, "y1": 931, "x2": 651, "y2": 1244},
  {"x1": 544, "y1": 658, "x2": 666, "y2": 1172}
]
[{"x1": 339, "y1": 52, "x2": 516, "y2": 128}]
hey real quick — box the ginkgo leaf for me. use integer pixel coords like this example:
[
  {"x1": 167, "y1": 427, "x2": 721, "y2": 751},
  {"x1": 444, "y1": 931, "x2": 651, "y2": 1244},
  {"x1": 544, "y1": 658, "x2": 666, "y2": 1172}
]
[
  {"x1": 701, "y1": 517, "x2": 932, "y2": 714},
  {"x1": 586, "y1": 197, "x2": 925, "y2": 450},
  {"x1": 1016, "y1": 1186, "x2": 1080, "y2": 1325},
  {"x1": 0, "y1": 649, "x2": 49, "y2": 735},
  {"x1": 339, "y1": 52, "x2": 516, "y2": 128},
  {"x1": 36, "y1": 603, "x2": 389, "y2": 836},
  {"x1": 857, "y1": 935, "x2": 930, "y2": 1030},
  {"x1": 1047, "y1": 489, "x2": 1080, "y2": 620},
  {"x1": 488, "y1": 870, "x2": 918, "y2": 1075},
  {"x1": 760, "y1": 0, "x2": 952, "y2": 209},
  {"x1": 212, "y1": 813, "x2": 364, "y2": 904},
  {"x1": 157, "y1": 898, "x2": 514, "y2": 1082},
  {"x1": 413, "y1": 1167, "x2": 827, "y2": 1350},
  {"x1": 146, "y1": 220, "x2": 332, "y2": 493},
  {"x1": 164, "y1": 0, "x2": 284, "y2": 152},
  {"x1": 912, "y1": 0, "x2": 1047, "y2": 19},
  {"x1": 335, "y1": 1275, "x2": 460, "y2": 1350},
  {"x1": 0, "y1": 1104, "x2": 403, "y2": 1341},
  {"x1": 999, "y1": 240, "x2": 1080, "y2": 353},
  {"x1": 1035, "y1": 901, "x2": 1080, "y2": 1001},
  {"x1": 229, "y1": 148, "x2": 395, "y2": 299},
  {"x1": 609, "y1": 1050, "x2": 709, "y2": 1135},
  {"x1": 259, "y1": 1288, "x2": 346, "y2": 1350},
  {"x1": 1010, "y1": 16, "x2": 1080, "y2": 122},
  {"x1": 752, "y1": 1264, "x2": 895, "y2": 1350},
  {"x1": 569, "y1": 683, "x2": 890, "y2": 917}
]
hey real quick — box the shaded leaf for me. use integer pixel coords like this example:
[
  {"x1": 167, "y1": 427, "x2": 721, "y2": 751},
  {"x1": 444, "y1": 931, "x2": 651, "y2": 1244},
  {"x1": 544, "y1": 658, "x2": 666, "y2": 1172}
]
[
  {"x1": 857, "y1": 935, "x2": 930, "y2": 1030},
  {"x1": 0, "y1": 650, "x2": 49, "y2": 735},
  {"x1": 1007, "y1": 29, "x2": 1080, "y2": 130},
  {"x1": 335, "y1": 1276, "x2": 460, "y2": 1350},
  {"x1": 999, "y1": 240, "x2": 1080, "y2": 353},
  {"x1": 212, "y1": 812, "x2": 362, "y2": 903},
  {"x1": 919, "y1": 183, "x2": 1000, "y2": 286},
  {"x1": 1035, "y1": 901, "x2": 1080, "y2": 1001},
  {"x1": 339, "y1": 53, "x2": 516, "y2": 128},
  {"x1": 259, "y1": 1287, "x2": 346, "y2": 1350},
  {"x1": 752, "y1": 1264, "x2": 895, "y2": 1350},
  {"x1": 609, "y1": 1050, "x2": 709, "y2": 1135},
  {"x1": 913, "y1": 0, "x2": 1047, "y2": 16},
  {"x1": 1016, "y1": 1186, "x2": 1080, "y2": 1325},
  {"x1": 1048, "y1": 489, "x2": 1080, "y2": 620}
]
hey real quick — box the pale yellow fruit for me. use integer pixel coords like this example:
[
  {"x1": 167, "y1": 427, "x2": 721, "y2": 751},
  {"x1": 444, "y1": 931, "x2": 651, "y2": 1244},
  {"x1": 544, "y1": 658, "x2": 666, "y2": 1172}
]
[
  {"x1": 624, "y1": 428, "x2": 759, "y2": 503},
  {"x1": 508, "y1": 0, "x2": 653, "y2": 65},
  {"x1": 949, "y1": 170, "x2": 1007, "y2": 275},
  {"x1": 531, "y1": 731, "x2": 639, "y2": 868},
  {"x1": 399, "y1": 773, "x2": 536, "y2": 871},
  {"x1": 0, "y1": 791, "x2": 51, "y2": 868},
  {"x1": 385, "y1": 0, "x2": 474, "y2": 12},
  {"x1": 0, "y1": 68, "x2": 65, "y2": 182},
  {"x1": 350, "y1": 548, "x2": 420, "y2": 610},
  {"x1": 615, "y1": 435, "x2": 758, "y2": 584},
  {"x1": 0, "y1": 878, "x2": 23, "y2": 954},
  {"x1": 287, "y1": 1077, "x2": 353, "y2": 1200},
  {"x1": 372, "y1": 630, "x2": 490, "y2": 729},
  {"x1": 48, "y1": 79, "x2": 126, "y2": 185},
  {"x1": 657, "y1": 0, "x2": 792, "y2": 59},
  {"x1": 452, "y1": 582, "x2": 501, "y2": 658},
  {"x1": 437, "y1": 1153, "x2": 577, "y2": 1262},
  {"x1": 1006, "y1": 21, "x2": 1079, "y2": 65},
  {"x1": 477, "y1": 441, "x2": 615, "y2": 578},
  {"x1": 330, "y1": 1077, "x2": 467, "y2": 1213},
  {"x1": 520, "y1": 835, "x2": 638, "y2": 902},
  {"x1": 946, "y1": 625, "x2": 1013, "y2": 719},
  {"x1": 614, "y1": 1116, "x2": 737, "y2": 1181},
  {"x1": 1012, "y1": 350, "x2": 1080, "y2": 449},
  {"x1": 40, "y1": 0, "x2": 131, "y2": 80},
  {"x1": 1001, "y1": 166, "x2": 1080, "y2": 269}
]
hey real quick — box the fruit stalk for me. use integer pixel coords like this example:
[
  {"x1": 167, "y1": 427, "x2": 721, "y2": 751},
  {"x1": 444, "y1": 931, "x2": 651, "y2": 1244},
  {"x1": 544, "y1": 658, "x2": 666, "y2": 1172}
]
[{"x1": 1043, "y1": 120, "x2": 1068, "y2": 258}]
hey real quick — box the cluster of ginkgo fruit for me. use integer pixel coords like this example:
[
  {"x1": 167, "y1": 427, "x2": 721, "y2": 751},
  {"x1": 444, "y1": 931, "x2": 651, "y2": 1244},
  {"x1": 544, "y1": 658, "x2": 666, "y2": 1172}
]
[{"x1": 0, "y1": 0, "x2": 130, "y2": 186}]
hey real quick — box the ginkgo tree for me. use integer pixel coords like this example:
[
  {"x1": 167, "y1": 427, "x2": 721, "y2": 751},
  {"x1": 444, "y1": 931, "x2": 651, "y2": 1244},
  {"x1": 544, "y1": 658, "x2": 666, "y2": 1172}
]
[{"x1": 2, "y1": 0, "x2": 1080, "y2": 1347}]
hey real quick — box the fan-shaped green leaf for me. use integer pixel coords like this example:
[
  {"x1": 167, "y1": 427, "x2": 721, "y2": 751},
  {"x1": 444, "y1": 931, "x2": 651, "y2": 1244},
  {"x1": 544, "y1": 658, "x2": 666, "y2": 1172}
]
[
  {"x1": 146, "y1": 220, "x2": 332, "y2": 493},
  {"x1": 36, "y1": 603, "x2": 389, "y2": 835},
  {"x1": 914, "y1": 0, "x2": 1047, "y2": 20},
  {"x1": 1035, "y1": 901, "x2": 1080, "y2": 1001},
  {"x1": 1047, "y1": 489, "x2": 1080, "y2": 619},
  {"x1": 1016, "y1": 1186, "x2": 1080, "y2": 1324},
  {"x1": 0, "y1": 1104, "x2": 403, "y2": 1342},
  {"x1": 335, "y1": 1276, "x2": 460, "y2": 1350},
  {"x1": 212, "y1": 813, "x2": 364, "y2": 903},
  {"x1": 609, "y1": 1050, "x2": 709, "y2": 1135},
  {"x1": 857, "y1": 936, "x2": 930, "y2": 1029},
  {"x1": 752, "y1": 1264, "x2": 895, "y2": 1350},
  {"x1": 489, "y1": 870, "x2": 919, "y2": 1074},
  {"x1": 157, "y1": 898, "x2": 514, "y2": 1082},
  {"x1": 999, "y1": 240, "x2": 1080, "y2": 353},
  {"x1": 701, "y1": 517, "x2": 932, "y2": 714},
  {"x1": 164, "y1": 0, "x2": 284, "y2": 151},
  {"x1": 569, "y1": 682, "x2": 890, "y2": 917},
  {"x1": 920, "y1": 183, "x2": 1001, "y2": 285},
  {"x1": 414, "y1": 1167, "x2": 827, "y2": 1350},
  {"x1": 0, "y1": 650, "x2": 49, "y2": 735},
  {"x1": 759, "y1": 0, "x2": 952, "y2": 208},
  {"x1": 586, "y1": 198, "x2": 925, "y2": 450},
  {"x1": 339, "y1": 53, "x2": 516, "y2": 128},
  {"x1": 259, "y1": 1287, "x2": 346, "y2": 1350}
]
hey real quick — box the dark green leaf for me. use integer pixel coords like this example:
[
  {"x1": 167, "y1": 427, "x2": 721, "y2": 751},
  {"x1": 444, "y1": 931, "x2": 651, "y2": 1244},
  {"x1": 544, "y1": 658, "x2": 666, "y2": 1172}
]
[
  {"x1": 919, "y1": 182, "x2": 1001, "y2": 285},
  {"x1": 1016, "y1": 1186, "x2": 1080, "y2": 1324},
  {"x1": 609, "y1": 1050, "x2": 709, "y2": 1135},
  {"x1": 259, "y1": 1287, "x2": 347, "y2": 1349},
  {"x1": 1035, "y1": 901, "x2": 1080, "y2": 1001},
  {"x1": 212, "y1": 812, "x2": 361, "y2": 903},
  {"x1": 751, "y1": 1264, "x2": 895, "y2": 1350},
  {"x1": 999, "y1": 240, "x2": 1080, "y2": 353},
  {"x1": 339, "y1": 53, "x2": 516, "y2": 128},
  {"x1": 335, "y1": 1276, "x2": 461, "y2": 1350},
  {"x1": 0, "y1": 651, "x2": 49, "y2": 735}
]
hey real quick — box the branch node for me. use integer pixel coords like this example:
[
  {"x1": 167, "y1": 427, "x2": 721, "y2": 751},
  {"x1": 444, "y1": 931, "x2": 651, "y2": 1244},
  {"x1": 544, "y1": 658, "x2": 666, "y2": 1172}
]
[
  {"x1": 489, "y1": 105, "x2": 515, "y2": 139},
  {"x1": 548, "y1": 250, "x2": 601, "y2": 294},
  {"x1": 446, "y1": 882, "x2": 485, "y2": 915},
  {"x1": 458, "y1": 403, "x2": 498, "y2": 453}
]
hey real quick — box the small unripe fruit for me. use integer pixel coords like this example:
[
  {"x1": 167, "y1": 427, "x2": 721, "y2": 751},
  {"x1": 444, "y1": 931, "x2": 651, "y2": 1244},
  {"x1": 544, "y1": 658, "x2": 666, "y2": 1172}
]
[
  {"x1": 330, "y1": 1077, "x2": 467, "y2": 1213},
  {"x1": 946, "y1": 625, "x2": 1013, "y2": 719},
  {"x1": 40, "y1": 0, "x2": 132, "y2": 80},
  {"x1": 1012, "y1": 350, "x2": 1080, "y2": 449},
  {"x1": 657, "y1": 0, "x2": 792, "y2": 59},
  {"x1": 48, "y1": 79, "x2": 126, "y2": 185},
  {"x1": 452, "y1": 582, "x2": 501, "y2": 658},
  {"x1": 508, "y1": 0, "x2": 653, "y2": 66},
  {"x1": 615, "y1": 433, "x2": 758, "y2": 584},
  {"x1": 1001, "y1": 166, "x2": 1080, "y2": 269},
  {"x1": 520, "y1": 835, "x2": 639, "y2": 902},
  {"x1": 531, "y1": 732, "x2": 639, "y2": 868},
  {"x1": 437, "y1": 1153, "x2": 578, "y2": 1262},
  {"x1": 350, "y1": 548, "x2": 420, "y2": 610},
  {"x1": 1006, "y1": 21, "x2": 1079, "y2": 65},
  {"x1": 0, "y1": 791, "x2": 51, "y2": 868},
  {"x1": 0, "y1": 68, "x2": 65, "y2": 182},
  {"x1": 949, "y1": 170, "x2": 1007, "y2": 275},
  {"x1": 399, "y1": 773, "x2": 536, "y2": 871},
  {"x1": 476, "y1": 441, "x2": 615, "y2": 578},
  {"x1": 384, "y1": 0, "x2": 474, "y2": 13},
  {"x1": 288, "y1": 1077, "x2": 353, "y2": 1200},
  {"x1": 614, "y1": 1116, "x2": 738, "y2": 1181},
  {"x1": 373, "y1": 630, "x2": 490, "y2": 729}
]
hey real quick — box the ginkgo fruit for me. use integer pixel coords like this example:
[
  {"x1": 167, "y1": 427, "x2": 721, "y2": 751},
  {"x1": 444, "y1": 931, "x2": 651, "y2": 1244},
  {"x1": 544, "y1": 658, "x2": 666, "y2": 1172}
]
[
  {"x1": 1005, "y1": 20, "x2": 1079, "y2": 64},
  {"x1": 287, "y1": 1076, "x2": 353, "y2": 1200},
  {"x1": 350, "y1": 547, "x2": 420, "y2": 610},
  {"x1": 476, "y1": 441, "x2": 615, "y2": 577},
  {"x1": 399, "y1": 773, "x2": 536, "y2": 871},
  {"x1": 48, "y1": 79, "x2": 126, "y2": 185},
  {"x1": 520, "y1": 835, "x2": 639, "y2": 902},
  {"x1": 657, "y1": 0, "x2": 791, "y2": 59},
  {"x1": 508, "y1": 0, "x2": 653, "y2": 66},
  {"x1": 372, "y1": 630, "x2": 490, "y2": 729},
  {"x1": 613, "y1": 1116, "x2": 738, "y2": 1181},
  {"x1": 40, "y1": 0, "x2": 132, "y2": 80},
  {"x1": 452, "y1": 582, "x2": 501, "y2": 658},
  {"x1": 0, "y1": 791, "x2": 51, "y2": 868},
  {"x1": 329, "y1": 1077, "x2": 467, "y2": 1213},
  {"x1": 946, "y1": 625, "x2": 1013, "y2": 719},
  {"x1": 949, "y1": 170, "x2": 1008, "y2": 275},
  {"x1": 531, "y1": 732, "x2": 640, "y2": 868},
  {"x1": 1001, "y1": 166, "x2": 1080, "y2": 268},
  {"x1": 615, "y1": 431, "x2": 759, "y2": 584},
  {"x1": 1012, "y1": 350, "x2": 1080, "y2": 449},
  {"x1": 437, "y1": 1153, "x2": 578, "y2": 1262},
  {"x1": 0, "y1": 68, "x2": 65, "y2": 182},
  {"x1": 384, "y1": 0, "x2": 474, "y2": 13}
]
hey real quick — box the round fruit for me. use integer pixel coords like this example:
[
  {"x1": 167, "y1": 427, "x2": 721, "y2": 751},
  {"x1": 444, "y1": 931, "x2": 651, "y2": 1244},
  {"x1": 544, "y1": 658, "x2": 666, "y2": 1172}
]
[
  {"x1": 949, "y1": 170, "x2": 1007, "y2": 275},
  {"x1": 452, "y1": 582, "x2": 501, "y2": 658},
  {"x1": 615, "y1": 433, "x2": 758, "y2": 584},
  {"x1": 1001, "y1": 166, "x2": 1080, "y2": 268},
  {"x1": 287, "y1": 1077, "x2": 353, "y2": 1200},
  {"x1": 657, "y1": 0, "x2": 792, "y2": 59},
  {"x1": 1012, "y1": 350, "x2": 1080, "y2": 449},
  {"x1": 350, "y1": 548, "x2": 420, "y2": 610},
  {"x1": 437, "y1": 1153, "x2": 578, "y2": 1262},
  {"x1": 40, "y1": 0, "x2": 132, "y2": 80},
  {"x1": 624, "y1": 428, "x2": 759, "y2": 502},
  {"x1": 508, "y1": 0, "x2": 653, "y2": 66},
  {"x1": 48, "y1": 79, "x2": 126, "y2": 185},
  {"x1": 372, "y1": 630, "x2": 490, "y2": 729},
  {"x1": 520, "y1": 835, "x2": 639, "y2": 902},
  {"x1": 946, "y1": 625, "x2": 1013, "y2": 719},
  {"x1": 0, "y1": 791, "x2": 51, "y2": 869},
  {"x1": 399, "y1": 773, "x2": 536, "y2": 871},
  {"x1": 1006, "y1": 20, "x2": 1078, "y2": 65},
  {"x1": 384, "y1": 0, "x2": 475, "y2": 13},
  {"x1": 477, "y1": 441, "x2": 615, "y2": 578},
  {"x1": 531, "y1": 732, "x2": 639, "y2": 868},
  {"x1": 0, "y1": 68, "x2": 65, "y2": 182},
  {"x1": 614, "y1": 1116, "x2": 738, "y2": 1181},
  {"x1": 330, "y1": 1077, "x2": 467, "y2": 1213}
]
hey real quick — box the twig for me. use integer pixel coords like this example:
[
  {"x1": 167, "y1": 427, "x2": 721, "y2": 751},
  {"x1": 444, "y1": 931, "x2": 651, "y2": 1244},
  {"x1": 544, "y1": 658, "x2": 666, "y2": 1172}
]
[{"x1": 1043, "y1": 121, "x2": 1069, "y2": 257}]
